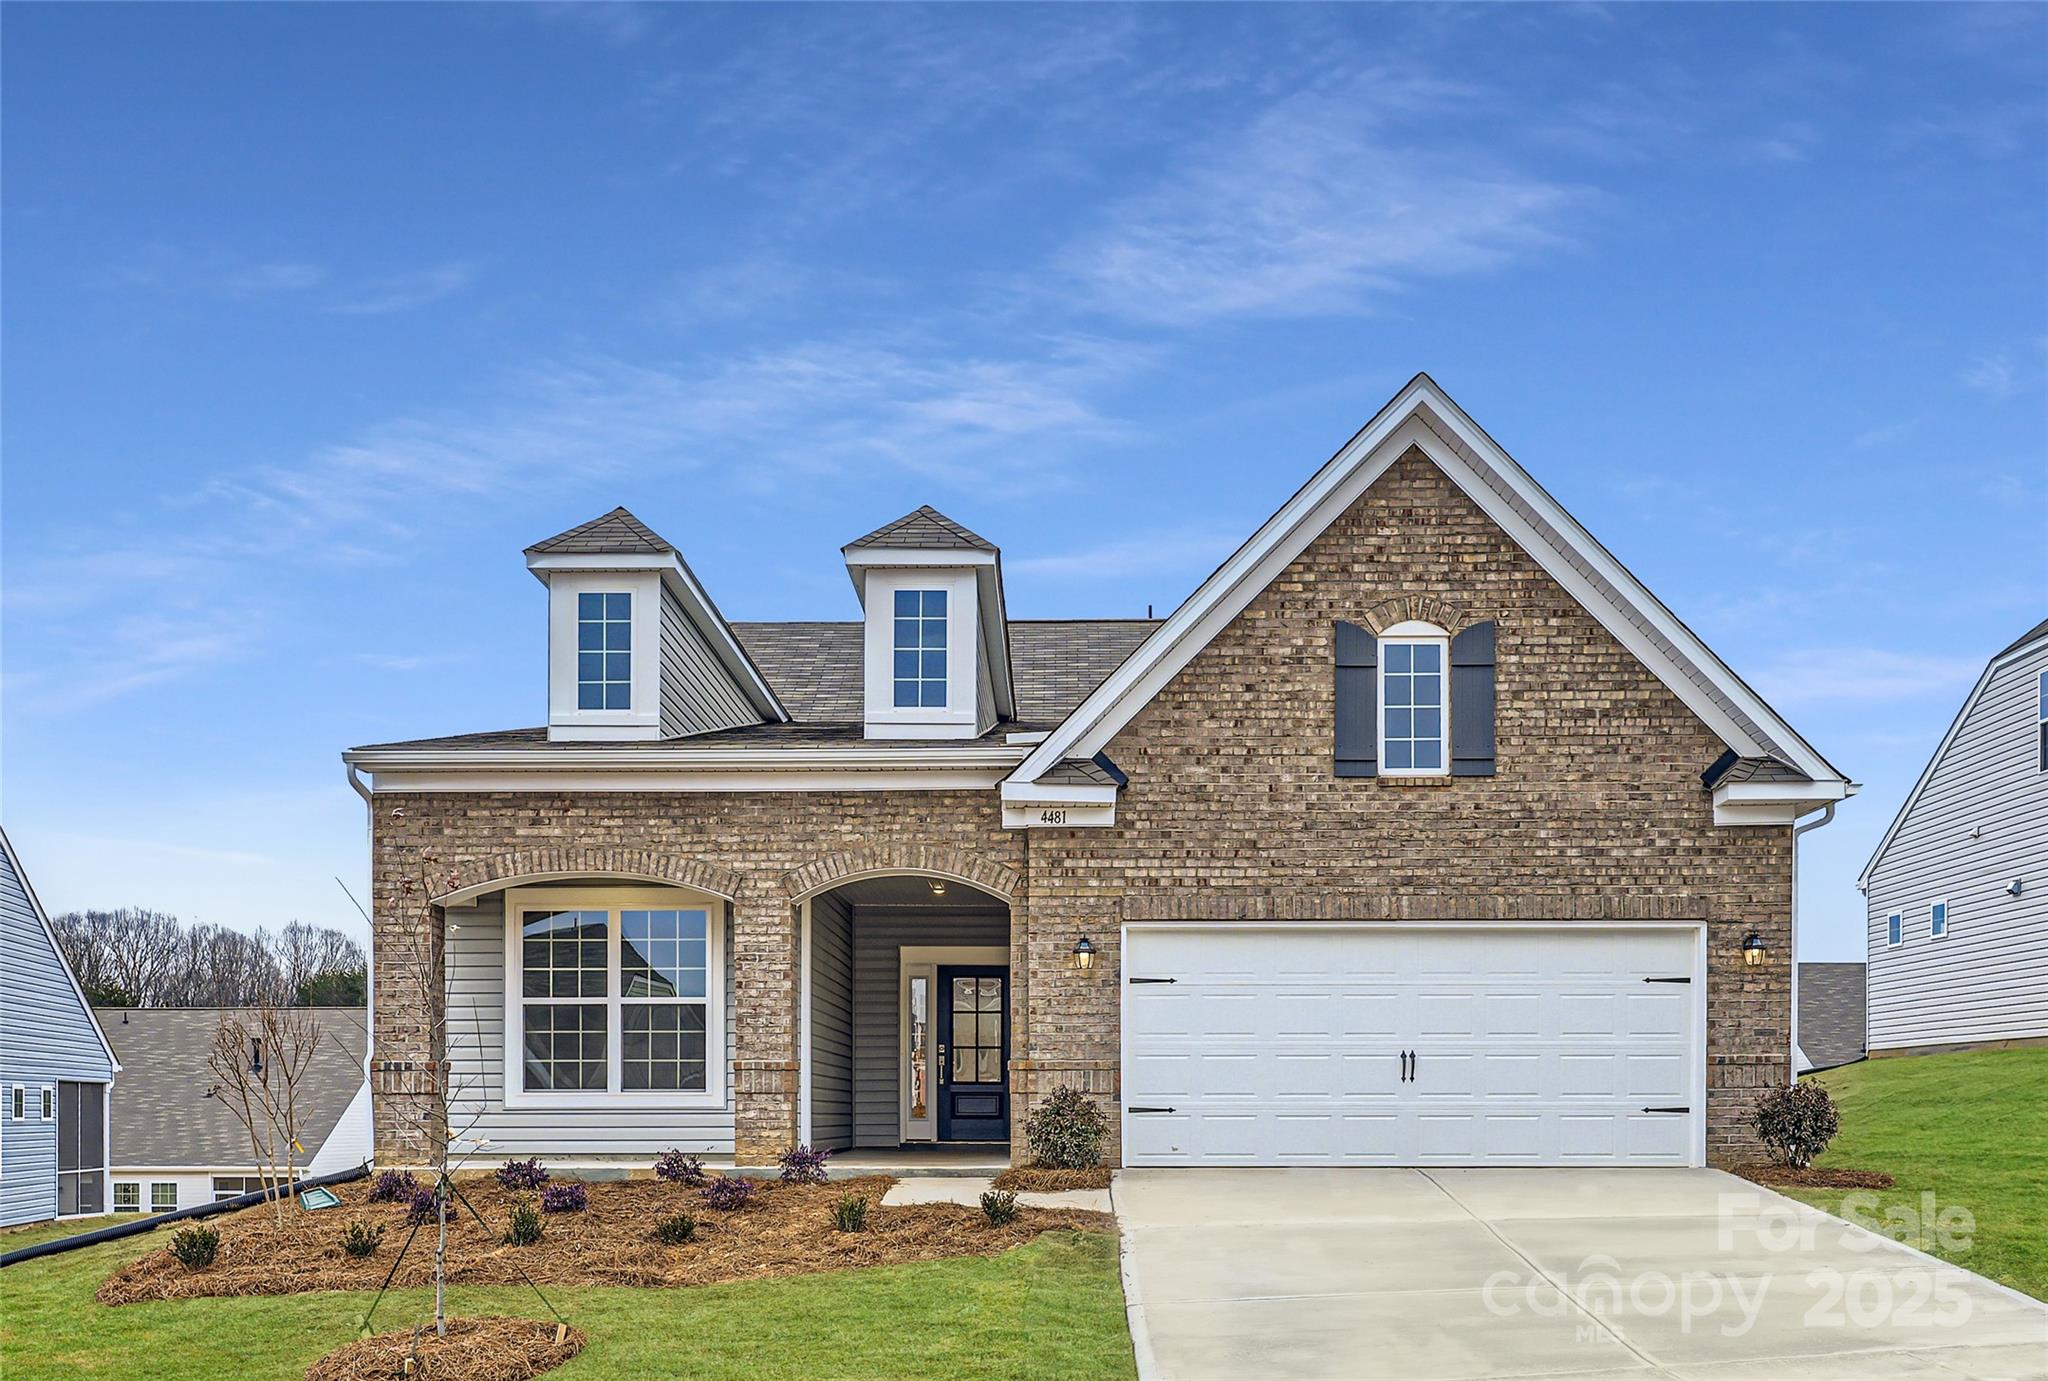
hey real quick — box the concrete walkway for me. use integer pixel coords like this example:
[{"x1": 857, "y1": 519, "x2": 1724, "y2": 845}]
[
  {"x1": 879, "y1": 1175, "x2": 1112, "y2": 1214},
  {"x1": 1116, "y1": 1167, "x2": 2047, "y2": 1381}
]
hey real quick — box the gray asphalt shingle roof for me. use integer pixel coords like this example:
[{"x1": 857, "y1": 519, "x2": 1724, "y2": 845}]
[
  {"x1": 845, "y1": 506, "x2": 996, "y2": 552},
  {"x1": 1995, "y1": 616, "x2": 2048, "y2": 660},
  {"x1": 525, "y1": 507, "x2": 673, "y2": 556},
  {"x1": 97, "y1": 1007, "x2": 367, "y2": 1169},
  {"x1": 1796, "y1": 963, "x2": 1866, "y2": 1072}
]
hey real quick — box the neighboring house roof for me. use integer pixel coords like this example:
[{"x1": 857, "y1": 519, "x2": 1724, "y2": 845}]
[
  {"x1": 845, "y1": 505, "x2": 996, "y2": 552},
  {"x1": 351, "y1": 619, "x2": 1159, "y2": 753},
  {"x1": 1010, "y1": 373, "x2": 1853, "y2": 798},
  {"x1": 95, "y1": 1007, "x2": 368, "y2": 1170},
  {"x1": 1858, "y1": 615, "x2": 2048, "y2": 887},
  {"x1": 1797, "y1": 962, "x2": 1867, "y2": 1072},
  {"x1": 0, "y1": 826, "x2": 118, "y2": 1078},
  {"x1": 524, "y1": 506, "x2": 673, "y2": 556}
]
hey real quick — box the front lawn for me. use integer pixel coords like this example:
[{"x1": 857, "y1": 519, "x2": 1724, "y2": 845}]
[
  {"x1": 0, "y1": 1225, "x2": 1133, "y2": 1379},
  {"x1": 1784, "y1": 1047, "x2": 2047, "y2": 1300},
  {"x1": 0, "y1": 1215, "x2": 134, "y2": 1253}
]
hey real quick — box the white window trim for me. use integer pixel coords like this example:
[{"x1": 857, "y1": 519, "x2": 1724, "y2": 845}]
[
  {"x1": 2037, "y1": 669, "x2": 2046, "y2": 772},
  {"x1": 1377, "y1": 620, "x2": 1451, "y2": 778},
  {"x1": 1930, "y1": 898, "x2": 1949, "y2": 940},
  {"x1": 113, "y1": 1181, "x2": 141, "y2": 1213},
  {"x1": 151, "y1": 1182, "x2": 179, "y2": 1212},
  {"x1": 1886, "y1": 912, "x2": 1903, "y2": 948},
  {"x1": 40, "y1": 1085, "x2": 54, "y2": 1121},
  {"x1": 862, "y1": 568, "x2": 979, "y2": 737},
  {"x1": 502, "y1": 886, "x2": 727, "y2": 1112},
  {"x1": 546, "y1": 571, "x2": 662, "y2": 738},
  {"x1": 9, "y1": 1085, "x2": 21, "y2": 1120}
]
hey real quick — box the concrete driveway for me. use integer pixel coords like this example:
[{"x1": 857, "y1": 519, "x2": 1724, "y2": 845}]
[{"x1": 1115, "y1": 1168, "x2": 2047, "y2": 1381}]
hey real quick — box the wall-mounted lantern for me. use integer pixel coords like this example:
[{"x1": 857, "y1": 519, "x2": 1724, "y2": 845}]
[
  {"x1": 1740, "y1": 931, "x2": 1767, "y2": 969},
  {"x1": 1070, "y1": 937, "x2": 1097, "y2": 972}
]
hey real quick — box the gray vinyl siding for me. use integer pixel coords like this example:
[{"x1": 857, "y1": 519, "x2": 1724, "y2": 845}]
[
  {"x1": 0, "y1": 835, "x2": 114, "y2": 1227},
  {"x1": 659, "y1": 585, "x2": 762, "y2": 739},
  {"x1": 1865, "y1": 637, "x2": 2048, "y2": 1050},
  {"x1": 444, "y1": 895, "x2": 737, "y2": 1157},
  {"x1": 808, "y1": 895, "x2": 854, "y2": 1151},
  {"x1": 850, "y1": 910, "x2": 1007, "y2": 1147}
]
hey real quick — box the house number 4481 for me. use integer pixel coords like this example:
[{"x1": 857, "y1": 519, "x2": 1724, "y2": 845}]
[{"x1": 1037, "y1": 809, "x2": 1067, "y2": 826}]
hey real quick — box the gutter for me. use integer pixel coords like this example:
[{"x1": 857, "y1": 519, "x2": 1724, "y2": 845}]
[
  {"x1": 1788, "y1": 801, "x2": 1839, "y2": 1085},
  {"x1": 0, "y1": 1163, "x2": 371, "y2": 1268},
  {"x1": 343, "y1": 744, "x2": 1031, "y2": 774},
  {"x1": 348, "y1": 763, "x2": 377, "y2": 1150}
]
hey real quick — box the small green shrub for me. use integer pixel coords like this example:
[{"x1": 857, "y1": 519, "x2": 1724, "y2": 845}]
[
  {"x1": 168, "y1": 1225, "x2": 220, "y2": 1269},
  {"x1": 339, "y1": 1220, "x2": 385, "y2": 1259},
  {"x1": 1754, "y1": 1081, "x2": 1841, "y2": 1168},
  {"x1": 652, "y1": 1212, "x2": 697, "y2": 1245},
  {"x1": 832, "y1": 1194, "x2": 870, "y2": 1233},
  {"x1": 1024, "y1": 1087, "x2": 1107, "y2": 1170},
  {"x1": 980, "y1": 1189, "x2": 1019, "y2": 1227},
  {"x1": 503, "y1": 1196, "x2": 543, "y2": 1247}
]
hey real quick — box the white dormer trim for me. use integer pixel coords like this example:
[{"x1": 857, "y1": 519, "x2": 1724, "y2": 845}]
[
  {"x1": 1006, "y1": 373, "x2": 1852, "y2": 818},
  {"x1": 860, "y1": 568, "x2": 982, "y2": 739},
  {"x1": 843, "y1": 546, "x2": 1013, "y2": 725}
]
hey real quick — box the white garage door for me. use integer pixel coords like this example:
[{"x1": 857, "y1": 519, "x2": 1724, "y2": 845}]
[{"x1": 1122, "y1": 925, "x2": 1702, "y2": 1167}]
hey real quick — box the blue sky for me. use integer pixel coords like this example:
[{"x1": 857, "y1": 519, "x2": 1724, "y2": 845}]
[{"x1": 3, "y1": 4, "x2": 2043, "y2": 960}]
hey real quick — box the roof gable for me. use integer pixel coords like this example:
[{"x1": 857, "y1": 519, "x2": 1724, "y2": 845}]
[
  {"x1": 526, "y1": 506, "x2": 673, "y2": 556},
  {"x1": 1011, "y1": 374, "x2": 1850, "y2": 794},
  {"x1": 845, "y1": 505, "x2": 996, "y2": 552},
  {"x1": 0, "y1": 827, "x2": 118, "y2": 1077}
]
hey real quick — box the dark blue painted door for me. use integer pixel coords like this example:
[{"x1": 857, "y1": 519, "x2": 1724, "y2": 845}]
[{"x1": 936, "y1": 965, "x2": 1009, "y2": 1142}]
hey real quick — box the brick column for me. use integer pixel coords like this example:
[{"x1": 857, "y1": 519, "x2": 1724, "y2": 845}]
[
  {"x1": 370, "y1": 845, "x2": 448, "y2": 1166},
  {"x1": 731, "y1": 883, "x2": 799, "y2": 1163}
]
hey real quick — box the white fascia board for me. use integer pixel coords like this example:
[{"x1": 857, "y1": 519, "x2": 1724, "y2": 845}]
[
  {"x1": 527, "y1": 550, "x2": 788, "y2": 723},
  {"x1": 999, "y1": 779, "x2": 1119, "y2": 807},
  {"x1": 1856, "y1": 630, "x2": 2045, "y2": 887},
  {"x1": 365, "y1": 769, "x2": 1012, "y2": 794},
  {"x1": 344, "y1": 742, "x2": 1028, "y2": 794},
  {"x1": 1712, "y1": 778, "x2": 1852, "y2": 827},
  {"x1": 1011, "y1": 375, "x2": 1849, "y2": 793}
]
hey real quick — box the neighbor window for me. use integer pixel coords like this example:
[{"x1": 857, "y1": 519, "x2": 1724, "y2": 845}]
[
  {"x1": 510, "y1": 891, "x2": 718, "y2": 1102},
  {"x1": 152, "y1": 1183, "x2": 179, "y2": 1212},
  {"x1": 113, "y1": 1182, "x2": 141, "y2": 1213},
  {"x1": 1930, "y1": 900, "x2": 1948, "y2": 940},
  {"x1": 892, "y1": 589, "x2": 948, "y2": 708},
  {"x1": 8, "y1": 1086, "x2": 20, "y2": 1120},
  {"x1": 576, "y1": 592, "x2": 632, "y2": 711},
  {"x1": 2038, "y1": 670, "x2": 2046, "y2": 771},
  {"x1": 211, "y1": 1177, "x2": 271, "y2": 1202},
  {"x1": 1887, "y1": 912, "x2": 1902, "y2": 947},
  {"x1": 39, "y1": 1087, "x2": 53, "y2": 1121},
  {"x1": 1379, "y1": 622, "x2": 1450, "y2": 775}
]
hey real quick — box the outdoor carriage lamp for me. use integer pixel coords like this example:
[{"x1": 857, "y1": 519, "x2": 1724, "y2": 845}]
[
  {"x1": 1740, "y1": 931, "x2": 1768, "y2": 968},
  {"x1": 1070, "y1": 936, "x2": 1097, "y2": 972}
]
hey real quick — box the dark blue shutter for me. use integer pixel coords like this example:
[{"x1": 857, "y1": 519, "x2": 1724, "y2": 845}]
[
  {"x1": 1450, "y1": 620, "x2": 1496, "y2": 777},
  {"x1": 1335, "y1": 621, "x2": 1377, "y2": 777}
]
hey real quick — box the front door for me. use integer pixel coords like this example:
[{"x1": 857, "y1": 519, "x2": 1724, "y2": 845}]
[{"x1": 936, "y1": 965, "x2": 1009, "y2": 1142}]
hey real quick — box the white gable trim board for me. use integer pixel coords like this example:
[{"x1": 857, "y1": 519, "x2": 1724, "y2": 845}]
[
  {"x1": 1008, "y1": 375, "x2": 1852, "y2": 825},
  {"x1": 1120, "y1": 921, "x2": 1708, "y2": 1168}
]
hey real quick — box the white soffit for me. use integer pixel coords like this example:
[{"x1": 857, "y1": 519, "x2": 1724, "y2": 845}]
[{"x1": 1011, "y1": 374, "x2": 1849, "y2": 791}]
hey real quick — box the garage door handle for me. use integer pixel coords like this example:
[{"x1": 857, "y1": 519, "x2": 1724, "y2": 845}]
[
  {"x1": 1642, "y1": 1106, "x2": 1690, "y2": 1114},
  {"x1": 1128, "y1": 1106, "x2": 1177, "y2": 1114},
  {"x1": 1128, "y1": 977, "x2": 1177, "y2": 985}
]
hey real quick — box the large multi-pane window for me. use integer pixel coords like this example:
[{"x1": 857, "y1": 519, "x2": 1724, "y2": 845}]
[
  {"x1": 576, "y1": 592, "x2": 632, "y2": 710},
  {"x1": 511, "y1": 893, "x2": 718, "y2": 1101},
  {"x1": 892, "y1": 589, "x2": 948, "y2": 707},
  {"x1": 1380, "y1": 630, "x2": 1449, "y2": 775}
]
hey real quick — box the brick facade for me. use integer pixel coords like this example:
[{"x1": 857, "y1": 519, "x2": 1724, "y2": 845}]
[{"x1": 368, "y1": 447, "x2": 1792, "y2": 1168}]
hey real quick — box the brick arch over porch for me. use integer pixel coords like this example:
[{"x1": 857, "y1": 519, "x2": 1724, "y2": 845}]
[
  {"x1": 781, "y1": 846, "x2": 1020, "y2": 904},
  {"x1": 431, "y1": 847, "x2": 744, "y2": 908}
]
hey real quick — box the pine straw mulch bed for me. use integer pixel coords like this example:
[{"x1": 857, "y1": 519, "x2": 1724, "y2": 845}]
[
  {"x1": 989, "y1": 1166, "x2": 1112, "y2": 1192},
  {"x1": 1730, "y1": 1163, "x2": 1897, "y2": 1190},
  {"x1": 97, "y1": 1174, "x2": 1112, "y2": 1305},
  {"x1": 304, "y1": 1316, "x2": 585, "y2": 1381}
]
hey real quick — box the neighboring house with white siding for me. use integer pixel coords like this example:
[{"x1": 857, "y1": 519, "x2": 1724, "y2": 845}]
[
  {"x1": 1860, "y1": 618, "x2": 2048, "y2": 1054},
  {"x1": 95, "y1": 1006, "x2": 370, "y2": 1215},
  {"x1": 0, "y1": 827, "x2": 118, "y2": 1226}
]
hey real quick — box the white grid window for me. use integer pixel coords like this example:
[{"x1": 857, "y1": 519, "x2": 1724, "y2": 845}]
[
  {"x1": 40, "y1": 1086, "x2": 53, "y2": 1121},
  {"x1": 152, "y1": 1183, "x2": 179, "y2": 1212},
  {"x1": 2038, "y1": 669, "x2": 2046, "y2": 772},
  {"x1": 9, "y1": 1086, "x2": 20, "y2": 1120},
  {"x1": 576, "y1": 592, "x2": 632, "y2": 711},
  {"x1": 113, "y1": 1182, "x2": 141, "y2": 1213},
  {"x1": 892, "y1": 589, "x2": 948, "y2": 708},
  {"x1": 1887, "y1": 913, "x2": 1902, "y2": 947},
  {"x1": 520, "y1": 909, "x2": 609, "y2": 1091},
  {"x1": 1380, "y1": 627, "x2": 1449, "y2": 775}
]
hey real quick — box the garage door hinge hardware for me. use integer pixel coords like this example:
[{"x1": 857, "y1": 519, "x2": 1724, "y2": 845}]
[
  {"x1": 1642, "y1": 1106, "x2": 1690, "y2": 1114},
  {"x1": 1127, "y1": 1106, "x2": 1177, "y2": 1114},
  {"x1": 1643, "y1": 976, "x2": 1691, "y2": 984},
  {"x1": 1127, "y1": 977, "x2": 1178, "y2": 985}
]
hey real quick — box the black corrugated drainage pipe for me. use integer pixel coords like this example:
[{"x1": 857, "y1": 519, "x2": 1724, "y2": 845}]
[{"x1": 0, "y1": 1163, "x2": 372, "y2": 1268}]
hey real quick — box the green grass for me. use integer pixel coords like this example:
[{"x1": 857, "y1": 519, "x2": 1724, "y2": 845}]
[
  {"x1": 0, "y1": 1227, "x2": 1134, "y2": 1380},
  {"x1": 0, "y1": 1215, "x2": 138, "y2": 1253},
  {"x1": 1783, "y1": 1048, "x2": 2047, "y2": 1300}
]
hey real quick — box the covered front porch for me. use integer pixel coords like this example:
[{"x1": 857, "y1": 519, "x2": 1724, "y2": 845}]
[{"x1": 799, "y1": 872, "x2": 1015, "y2": 1163}]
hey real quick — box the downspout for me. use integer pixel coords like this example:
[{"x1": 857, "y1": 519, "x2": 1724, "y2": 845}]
[
  {"x1": 347, "y1": 764, "x2": 377, "y2": 1161},
  {"x1": 1789, "y1": 801, "x2": 1838, "y2": 1084}
]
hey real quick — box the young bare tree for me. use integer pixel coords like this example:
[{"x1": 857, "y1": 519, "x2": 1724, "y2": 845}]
[{"x1": 205, "y1": 1002, "x2": 323, "y2": 1225}]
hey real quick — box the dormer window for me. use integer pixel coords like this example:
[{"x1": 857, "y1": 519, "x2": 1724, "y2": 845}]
[
  {"x1": 893, "y1": 590, "x2": 948, "y2": 708},
  {"x1": 577, "y1": 592, "x2": 633, "y2": 710},
  {"x1": 1379, "y1": 620, "x2": 1449, "y2": 776}
]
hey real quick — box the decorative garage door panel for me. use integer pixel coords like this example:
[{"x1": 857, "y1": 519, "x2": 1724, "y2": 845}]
[{"x1": 1123, "y1": 926, "x2": 1700, "y2": 1167}]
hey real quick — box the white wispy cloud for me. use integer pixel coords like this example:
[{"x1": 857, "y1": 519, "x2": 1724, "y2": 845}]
[
  {"x1": 1061, "y1": 83, "x2": 1584, "y2": 325},
  {"x1": 1748, "y1": 647, "x2": 1984, "y2": 708},
  {"x1": 1961, "y1": 353, "x2": 2018, "y2": 397},
  {"x1": 1009, "y1": 525, "x2": 1241, "y2": 582},
  {"x1": 330, "y1": 261, "x2": 482, "y2": 316},
  {"x1": 98, "y1": 245, "x2": 479, "y2": 315}
]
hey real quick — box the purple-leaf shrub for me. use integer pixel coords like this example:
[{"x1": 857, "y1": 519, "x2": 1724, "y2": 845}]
[
  {"x1": 404, "y1": 1187, "x2": 444, "y2": 1227},
  {"x1": 540, "y1": 1181, "x2": 588, "y2": 1214},
  {"x1": 368, "y1": 1169, "x2": 421, "y2": 1204},
  {"x1": 699, "y1": 1175, "x2": 758, "y2": 1212},
  {"x1": 495, "y1": 1157, "x2": 551, "y2": 1191},
  {"x1": 652, "y1": 1150, "x2": 708, "y2": 1186},
  {"x1": 778, "y1": 1144, "x2": 833, "y2": 1186}
]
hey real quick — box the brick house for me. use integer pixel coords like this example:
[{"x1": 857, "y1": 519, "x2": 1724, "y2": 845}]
[{"x1": 346, "y1": 375, "x2": 1852, "y2": 1171}]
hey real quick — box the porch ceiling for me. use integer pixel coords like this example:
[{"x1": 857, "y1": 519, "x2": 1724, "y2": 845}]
[{"x1": 824, "y1": 874, "x2": 1007, "y2": 910}]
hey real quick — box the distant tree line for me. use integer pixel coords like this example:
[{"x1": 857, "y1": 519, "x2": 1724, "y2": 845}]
[{"x1": 51, "y1": 908, "x2": 367, "y2": 1008}]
